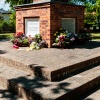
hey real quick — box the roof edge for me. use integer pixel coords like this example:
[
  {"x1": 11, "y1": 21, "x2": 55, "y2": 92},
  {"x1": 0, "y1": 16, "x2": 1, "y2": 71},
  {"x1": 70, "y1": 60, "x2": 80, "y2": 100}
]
[{"x1": 14, "y1": 1, "x2": 85, "y2": 9}]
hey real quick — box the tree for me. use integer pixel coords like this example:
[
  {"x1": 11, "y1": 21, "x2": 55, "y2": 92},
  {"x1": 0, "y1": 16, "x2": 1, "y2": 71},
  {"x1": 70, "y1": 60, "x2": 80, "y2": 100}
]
[
  {"x1": 96, "y1": 0, "x2": 100, "y2": 23},
  {"x1": 69, "y1": 0, "x2": 96, "y2": 5},
  {"x1": 5, "y1": 0, "x2": 33, "y2": 9}
]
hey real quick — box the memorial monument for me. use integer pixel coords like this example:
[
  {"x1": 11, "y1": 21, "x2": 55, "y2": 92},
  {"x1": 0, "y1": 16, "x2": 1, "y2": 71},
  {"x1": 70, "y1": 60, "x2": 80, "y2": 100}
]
[{"x1": 15, "y1": 0, "x2": 85, "y2": 47}]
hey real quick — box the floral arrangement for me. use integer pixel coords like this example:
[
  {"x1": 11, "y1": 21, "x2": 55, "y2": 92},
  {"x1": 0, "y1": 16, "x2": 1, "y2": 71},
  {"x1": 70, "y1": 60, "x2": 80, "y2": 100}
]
[
  {"x1": 11, "y1": 32, "x2": 47, "y2": 50},
  {"x1": 52, "y1": 28, "x2": 91, "y2": 48},
  {"x1": 27, "y1": 34, "x2": 47, "y2": 50},
  {"x1": 52, "y1": 28, "x2": 70, "y2": 48},
  {"x1": 11, "y1": 32, "x2": 30, "y2": 47}
]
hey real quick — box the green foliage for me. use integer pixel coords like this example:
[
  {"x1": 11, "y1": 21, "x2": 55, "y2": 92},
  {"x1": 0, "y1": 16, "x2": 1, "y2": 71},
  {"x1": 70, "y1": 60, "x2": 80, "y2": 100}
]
[
  {"x1": 69, "y1": 0, "x2": 96, "y2": 5},
  {"x1": 9, "y1": 11, "x2": 16, "y2": 24},
  {"x1": 0, "y1": 33, "x2": 13, "y2": 40},
  {"x1": 92, "y1": 33, "x2": 100, "y2": 40},
  {"x1": 34, "y1": 34, "x2": 42, "y2": 43},
  {"x1": 0, "y1": 21, "x2": 15, "y2": 33},
  {"x1": 84, "y1": 13, "x2": 96, "y2": 25},
  {"x1": 96, "y1": 0, "x2": 100, "y2": 23},
  {"x1": 5, "y1": 0, "x2": 33, "y2": 9}
]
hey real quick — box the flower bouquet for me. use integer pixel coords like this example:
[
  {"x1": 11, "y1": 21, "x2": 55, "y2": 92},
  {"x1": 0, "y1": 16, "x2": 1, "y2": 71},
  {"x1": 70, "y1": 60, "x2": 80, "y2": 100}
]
[
  {"x1": 52, "y1": 28, "x2": 70, "y2": 48},
  {"x1": 11, "y1": 32, "x2": 30, "y2": 47},
  {"x1": 11, "y1": 32, "x2": 47, "y2": 50},
  {"x1": 26, "y1": 34, "x2": 47, "y2": 50}
]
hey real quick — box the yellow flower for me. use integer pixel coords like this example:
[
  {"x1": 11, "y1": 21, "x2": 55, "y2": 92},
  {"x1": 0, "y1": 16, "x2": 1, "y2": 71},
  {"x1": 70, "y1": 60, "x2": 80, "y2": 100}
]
[
  {"x1": 56, "y1": 31, "x2": 58, "y2": 33},
  {"x1": 54, "y1": 34, "x2": 56, "y2": 36},
  {"x1": 60, "y1": 28, "x2": 62, "y2": 30}
]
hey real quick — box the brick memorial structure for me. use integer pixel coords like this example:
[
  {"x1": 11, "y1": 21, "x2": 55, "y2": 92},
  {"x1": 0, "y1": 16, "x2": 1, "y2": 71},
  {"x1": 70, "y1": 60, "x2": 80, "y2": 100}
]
[{"x1": 15, "y1": 0, "x2": 85, "y2": 47}]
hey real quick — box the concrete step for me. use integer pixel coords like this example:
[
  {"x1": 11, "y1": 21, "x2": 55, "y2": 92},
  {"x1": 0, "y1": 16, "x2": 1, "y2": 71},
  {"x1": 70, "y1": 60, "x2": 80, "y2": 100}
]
[
  {"x1": 0, "y1": 86, "x2": 24, "y2": 100},
  {"x1": 80, "y1": 86, "x2": 100, "y2": 100},
  {"x1": 0, "y1": 53, "x2": 100, "y2": 81},
  {"x1": 0, "y1": 62, "x2": 99, "y2": 100}
]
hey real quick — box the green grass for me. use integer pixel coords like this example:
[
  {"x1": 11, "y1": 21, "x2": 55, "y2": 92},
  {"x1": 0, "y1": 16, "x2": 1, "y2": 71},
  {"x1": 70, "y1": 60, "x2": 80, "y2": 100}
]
[
  {"x1": 0, "y1": 33, "x2": 100, "y2": 41},
  {"x1": 91, "y1": 33, "x2": 100, "y2": 40},
  {"x1": 0, "y1": 33, "x2": 14, "y2": 40}
]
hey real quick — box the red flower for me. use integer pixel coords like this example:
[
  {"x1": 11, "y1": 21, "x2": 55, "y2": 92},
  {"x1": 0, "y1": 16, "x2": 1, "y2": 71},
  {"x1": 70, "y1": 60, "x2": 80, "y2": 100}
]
[
  {"x1": 59, "y1": 35, "x2": 65, "y2": 42},
  {"x1": 14, "y1": 32, "x2": 23, "y2": 37}
]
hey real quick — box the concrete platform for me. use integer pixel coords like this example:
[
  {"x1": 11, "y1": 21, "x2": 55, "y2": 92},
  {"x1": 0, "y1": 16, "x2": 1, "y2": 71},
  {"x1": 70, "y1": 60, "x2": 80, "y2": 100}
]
[
  {"x1": 0, "y1": 86, "x2": 23, "y2": 100},
  {"x1": 0, "y1": 40, "x2": 100, "y2": 69},
  {"x1": 84, "y1": 89, "x2": 100, "y2": 100},
  {"x1": 0, "y1": 62, "x2": 99, "y2": 100},
  {"x1": 0, "y1": 40, "x2": 100, "y2": 81},
  {"x1": 0, "y1": 40, "x2": 100, "y2": 100},
  {"x1": 81, "y1": 86, "x2": 100, "y2": 100}
]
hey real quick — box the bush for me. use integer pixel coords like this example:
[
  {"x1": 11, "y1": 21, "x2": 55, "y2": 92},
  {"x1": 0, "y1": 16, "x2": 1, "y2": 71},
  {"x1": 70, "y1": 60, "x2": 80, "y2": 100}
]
[
  {"x1": 0, "y1": 21, "x2": 15, "y2": 33},
  {"x1": 2, "y1": 21, "x2": 9, "y2": 31}
]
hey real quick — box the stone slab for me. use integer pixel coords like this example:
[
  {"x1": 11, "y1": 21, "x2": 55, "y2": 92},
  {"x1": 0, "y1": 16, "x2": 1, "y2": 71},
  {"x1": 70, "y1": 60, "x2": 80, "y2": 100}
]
[
  {"x1": 84, "y1": 89, "x2": 100, "y2": 100},
  {"x1": 0, "y1": 86, "x2": 23, "y2": 100},
  {"x1": 81, "y1": 86, "x2": 100, "y2": 100},
  {"x1": 0, "y1": 40, "x2": 100, "y2": 81},
  {"x1": 0, "y1": 61, "x2": 99, "y2": 100}
]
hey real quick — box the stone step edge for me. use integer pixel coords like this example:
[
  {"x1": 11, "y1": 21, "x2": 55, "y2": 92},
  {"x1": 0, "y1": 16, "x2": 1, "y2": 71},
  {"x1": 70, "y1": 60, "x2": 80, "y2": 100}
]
[
  {"x1": 0, "y1": 55, "x2": 100, "y2": 81},
  {"x1": 51, "y1": 56, "x2": 100, "y2": 81},
  {"x1": 57, "y1": 76, "x2": 100, "y2": 100},
  {"x1": 0, "y1": 56, "x2": 33, "y2": 75},
  {"x1": 0, "y1": 72, "x2": 100, "y2": 100},
  {"x1": 0, "y1": 76, "x2": 42, "y2": 100},
  {"x1": 0, "y1": 86, "x2": 24, "y2": 100},
  {"x1": 80, "y1": 86, "x2": 100, "y2": 100}
]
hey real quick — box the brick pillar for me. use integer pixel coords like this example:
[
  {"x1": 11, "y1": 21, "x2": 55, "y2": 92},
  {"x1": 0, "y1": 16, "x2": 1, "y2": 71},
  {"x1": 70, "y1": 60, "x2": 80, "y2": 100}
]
[{"x1": 33, "y1": 0, "x2": 43, "y2": 2}]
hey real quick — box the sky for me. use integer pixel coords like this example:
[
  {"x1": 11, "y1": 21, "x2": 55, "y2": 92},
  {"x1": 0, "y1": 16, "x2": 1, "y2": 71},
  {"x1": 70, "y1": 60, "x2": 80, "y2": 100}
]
[{"x1": 0, "y1": 0, "x2": 10, "y2": 10}]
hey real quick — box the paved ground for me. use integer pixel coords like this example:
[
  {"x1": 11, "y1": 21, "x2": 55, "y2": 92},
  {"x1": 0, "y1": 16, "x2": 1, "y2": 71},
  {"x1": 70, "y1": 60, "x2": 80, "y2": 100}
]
[
  {"x1": 81, "y1": 87, "x2": 100, "y2": 100},
  {"x1": 0, "y1": 40, "x2": 100, "y2": 71},
  {"x1": 0, "y1": 40, "x2": 100, "y2": 99},
  {"x1": 0, "y1": 86, "x2": 23, "y2": 100},
  {"x1": 0, "y1": 61, "x2": 100, "y2": 100}
]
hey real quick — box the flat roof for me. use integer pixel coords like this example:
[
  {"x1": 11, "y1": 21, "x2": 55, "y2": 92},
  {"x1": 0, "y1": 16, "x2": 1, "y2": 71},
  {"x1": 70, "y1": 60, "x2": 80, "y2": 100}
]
[{"x1": 14, "y1": 1, "x2": 85, "y2": 9}]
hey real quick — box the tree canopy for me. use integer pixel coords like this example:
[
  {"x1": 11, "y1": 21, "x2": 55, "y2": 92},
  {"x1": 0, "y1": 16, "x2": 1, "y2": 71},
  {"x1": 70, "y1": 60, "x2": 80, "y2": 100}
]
[
  {"x1": 5, "y1": 0, "x2": 97, "y2": 8},
  {"x1": 69, "y1": 0, "x2": 96, "y2": 5},
  {"x1": 4, "y1": 0, "x2": 100, "y2": 28},
  {"x1": 5, "y1": 0, "x2": 33, "y2": 8}
]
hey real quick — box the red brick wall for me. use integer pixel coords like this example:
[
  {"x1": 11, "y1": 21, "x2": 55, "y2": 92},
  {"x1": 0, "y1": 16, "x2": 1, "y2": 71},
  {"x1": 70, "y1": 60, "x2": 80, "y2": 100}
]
[
  {"x1": 15, "y1": 2, "x2": 85, "y2": 47},
  {"x1": 33, "y1": 0, "x2": 41, "y2": 2},
  {"x1": 50, "y1": 3, "x2": 85, "y2": 43},
  {"x1": 16, "y1": 3, "x2": 51, "y2": 47}
]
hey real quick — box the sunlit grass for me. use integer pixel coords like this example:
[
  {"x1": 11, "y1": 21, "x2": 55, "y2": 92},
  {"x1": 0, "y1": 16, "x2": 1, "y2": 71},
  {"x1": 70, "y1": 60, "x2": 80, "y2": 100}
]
[
  {"x1": 0, "y1": 33, "x2": 100, "y2": 41},
  {"x1": 0, "y1": 33, "x2": 14, "y2": 40},
  {"x1": 91, "y1": 33, "x2": 100, "y2": 40}
]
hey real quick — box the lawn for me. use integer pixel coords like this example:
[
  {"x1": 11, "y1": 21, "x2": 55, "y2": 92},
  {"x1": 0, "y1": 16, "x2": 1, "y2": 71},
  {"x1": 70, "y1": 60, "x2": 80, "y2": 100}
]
[
  {"x1": 0, "y1": 33, "x2": 14, "y2": 40},
  {"x1": 0, "y1": 33, "x2": 100, "y2": 41},
  {"x1": 91, "y1": 33, "x2": 100, "y2": 40}
]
